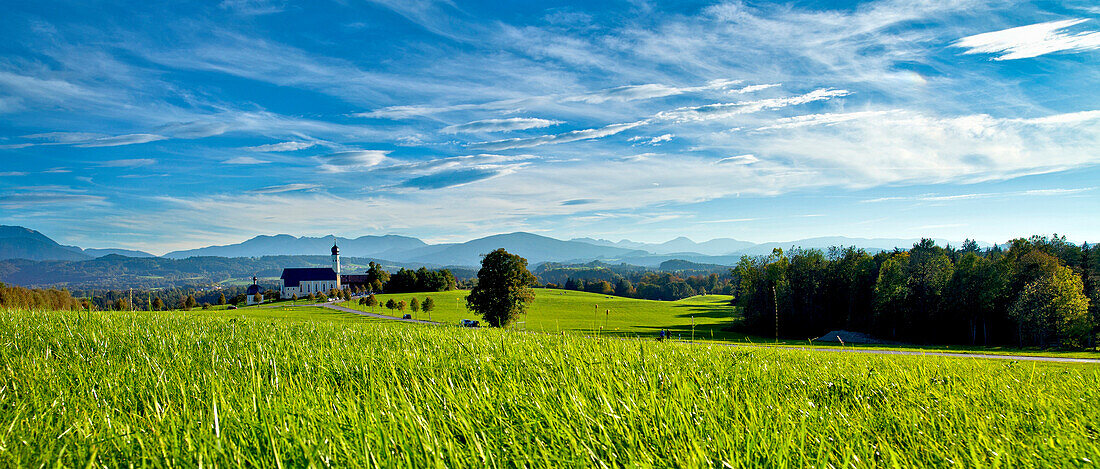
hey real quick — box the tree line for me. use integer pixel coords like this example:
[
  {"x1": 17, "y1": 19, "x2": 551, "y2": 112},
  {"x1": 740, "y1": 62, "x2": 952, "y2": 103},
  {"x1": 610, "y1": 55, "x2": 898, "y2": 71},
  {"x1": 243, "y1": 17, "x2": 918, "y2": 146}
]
[
  {"x1": 0, "y1": 282, "x2": 83, "y2": 310},
  {"x1": 549, "y1": 272, "x2": 736, "y2": 301},
  {"x1": 734, "y1": 235, "x2": 1098, "y2": 348}
]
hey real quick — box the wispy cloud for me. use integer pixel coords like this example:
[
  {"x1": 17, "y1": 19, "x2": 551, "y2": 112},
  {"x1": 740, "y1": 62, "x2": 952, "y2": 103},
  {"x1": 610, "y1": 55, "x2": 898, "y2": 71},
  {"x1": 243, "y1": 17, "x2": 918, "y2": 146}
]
[
  {"x1": 755, "y1": 110, "x2": 898, "y2": 131},
  {"x1": 862, "y1": 188, "x2": 1094, "y2": 203},
  {"x1": 442, "y1": 117, "x2": 563, "y2": 134},
  {"x1": 97, "y1": 158, "x2": 157, "y2": 168},
  {"x1": 224, "y1": 156, "x2": 270, "y2": 165},
  {"x1": 953, "y1": 19, "x2": 1100, "y2": 60},
  {"x1": 564, "y1": 79, "x2": 742, "y2": 104},
  {"x1": 656, "y1": 89, "x2": 851, "y2": 123},
  {"x1": 317, "y1": 150, "x2": 390, "y2": 172},
  {"x1": 472, "y1": 121, "x2": 647, "y2": 151},
  {"x1": 715, "y1": 154, "x2": 759, "y2": 165},
  {"x1": 75, "y1": 134, "x2": 167, "y2": 148},
  {"x1": 250, "y1": 183, "x2": 320, "y2": 194},
  {"x1": 244, "y1": 141, "x2": 318, "y2": 152}
]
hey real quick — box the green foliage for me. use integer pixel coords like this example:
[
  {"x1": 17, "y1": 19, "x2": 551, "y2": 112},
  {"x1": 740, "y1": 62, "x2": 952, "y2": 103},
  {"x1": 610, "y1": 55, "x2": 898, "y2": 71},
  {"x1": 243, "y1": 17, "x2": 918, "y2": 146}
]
[
  {"x1": 384, "y1": 267, "x2": 457, "y2": 293},
  {"x1": 217, "y1": 293, "x2": 226, "y2": 305},
  {"x1": 0, "y1": 283, "x2": 81, "y2": 310},
  {"x1": 420, "y1": 296, "x2": 434, "y2": 313},
  {"x1": 733, "y1": 236, "x2": 1099, "y2": 349},
  {"x1": 1010, "y1": 265, "x2": 1092, "y2": 347},
  {"x1": 385, "y1": 299, "x2": 396, "y2": 311},
  {"x1": 409, "y1": 297, "x2": 420, "y2": 312},
  {"x1": 2, "y1": 309, "x2": 1097, "y2": 466},
  {"x1": 467, "y1": 249, "x2": 537, "y2": 327}
]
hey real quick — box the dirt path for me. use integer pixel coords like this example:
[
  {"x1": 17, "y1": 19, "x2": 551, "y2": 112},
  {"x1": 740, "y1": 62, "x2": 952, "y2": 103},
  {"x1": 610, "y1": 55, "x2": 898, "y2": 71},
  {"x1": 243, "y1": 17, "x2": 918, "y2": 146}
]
[{"x1": 322, "y1": 303, "x2": 439, "y2": 324}]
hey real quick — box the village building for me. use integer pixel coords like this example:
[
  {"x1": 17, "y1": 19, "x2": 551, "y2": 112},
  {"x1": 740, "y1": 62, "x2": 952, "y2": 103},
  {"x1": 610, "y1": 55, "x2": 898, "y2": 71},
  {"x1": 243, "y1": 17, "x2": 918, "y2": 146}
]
[
  {"x1": 279, "y1": 242, "x2": 342, "y2": 298},
  {"x1": 246, "y1": 276, "x2": 265, "y2": 305}
]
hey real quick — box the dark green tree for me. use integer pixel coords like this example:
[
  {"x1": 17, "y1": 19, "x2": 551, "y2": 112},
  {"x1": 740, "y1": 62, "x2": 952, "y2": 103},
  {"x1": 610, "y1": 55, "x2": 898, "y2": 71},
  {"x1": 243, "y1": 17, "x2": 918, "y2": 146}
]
[
  {"x1": 217, "y1": 293, "x2": 227, "y2": 305},
  {"x1": 466, "y1": 248, "x2": 537, "y2": 327}
]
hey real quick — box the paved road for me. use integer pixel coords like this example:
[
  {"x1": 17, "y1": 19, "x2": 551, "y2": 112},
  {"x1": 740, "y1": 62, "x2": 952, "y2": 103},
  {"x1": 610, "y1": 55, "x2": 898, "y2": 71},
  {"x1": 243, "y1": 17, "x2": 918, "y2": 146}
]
[{"x1": 721, "y1": 343, "x2": 1100, "y2": 364}]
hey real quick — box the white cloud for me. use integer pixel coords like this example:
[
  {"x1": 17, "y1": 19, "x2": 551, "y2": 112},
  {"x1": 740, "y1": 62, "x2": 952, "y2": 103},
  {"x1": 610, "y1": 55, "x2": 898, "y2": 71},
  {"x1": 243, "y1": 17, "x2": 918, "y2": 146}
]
[
  {"x1": 224, "y1": 156, "x2": 270, "y2": 165},
  {"x1": 317, "y1": 150, "x2": 390, "y2": 172},
  {"x1": 862, "y1": 188, "x2": 1093, "y2": 203},
  {"x1": 564, "y1": 79, "x2": 742, "y2": 104},
  {"x1": 715, "y1": 154, "x2": 759, "y2": 164},
  {"x1": 953, "y1": 19, "x2": 1100, "y2": 60},
  {"x1": 472, "y1": 121, "x2": 647, "y2": 151},
  {"x1": 75, "y1": 134, "x2": 167, "y2": 148},
  {"x1": 655, "y1": 88, "x2": 852, "y2": 123},
  {"x1": 97, "y1": 158, "x2": 157, "y2": 168},
  {"x1": 755, "y1": 110, "x2": 899, "y2": 131},
  {"x1": 23, "y1": 132, "x2": 105, "y2": 143},
  {"x1": 729, "y1": 84, "x2": 781, "y2": 94},
  {"x1": 249, "y1": 183, "x2": 320, "y2": 194},
  {"x1": 244, "y1": 141, "x2": 318, "y2": 152},
  {"x1": 442, "y1": 117, "x2": 563, "y2": 134}
]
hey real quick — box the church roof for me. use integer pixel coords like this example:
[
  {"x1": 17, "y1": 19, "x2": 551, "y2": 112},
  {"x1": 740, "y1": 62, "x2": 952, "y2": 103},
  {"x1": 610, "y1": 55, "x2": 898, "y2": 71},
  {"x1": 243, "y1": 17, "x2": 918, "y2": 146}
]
[
  {"x1": 281, "y1": 267, "x2": 337, "y2": 287},
  {"x1": 247, "y1": 284, "x2": 264, "y2": 295}
]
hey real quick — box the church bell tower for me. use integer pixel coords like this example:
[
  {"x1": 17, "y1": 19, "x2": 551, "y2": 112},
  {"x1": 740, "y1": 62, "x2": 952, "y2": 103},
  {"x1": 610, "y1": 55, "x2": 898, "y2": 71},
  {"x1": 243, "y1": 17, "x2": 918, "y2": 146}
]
[{"x1": 331, "y1": 238, "x2": 341, "y2": 288}]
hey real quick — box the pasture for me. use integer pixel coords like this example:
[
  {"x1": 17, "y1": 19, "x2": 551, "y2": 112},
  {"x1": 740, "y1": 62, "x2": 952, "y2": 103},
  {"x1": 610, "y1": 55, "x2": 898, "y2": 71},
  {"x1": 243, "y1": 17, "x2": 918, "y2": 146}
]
[
  {"x1": 1, "y1": 307, "x2": 1097, "y2": 467},
  {"x1": 332, "y1": 289, "x2": 1100, "y2": 358},
  {"x1": 340, "y1": 289, "x2": 742, "y2": 340}
]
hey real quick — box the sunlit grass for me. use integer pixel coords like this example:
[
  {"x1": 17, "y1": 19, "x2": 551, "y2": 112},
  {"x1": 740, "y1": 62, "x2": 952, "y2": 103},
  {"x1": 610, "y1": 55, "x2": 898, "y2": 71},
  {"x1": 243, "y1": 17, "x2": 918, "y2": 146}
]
[
  {"x1": 337, "y1": 289, "x2": 1100, "y2": 358},
  {"x1": 1, "y1": 308, "x2": 1097, "y2": 467}
]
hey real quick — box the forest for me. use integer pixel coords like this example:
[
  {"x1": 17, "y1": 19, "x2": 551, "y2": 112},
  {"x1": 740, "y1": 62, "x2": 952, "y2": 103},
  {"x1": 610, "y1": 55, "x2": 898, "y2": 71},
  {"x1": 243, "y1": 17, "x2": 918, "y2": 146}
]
[{"x1": 734, "y1": 235, "x2": 1097, "y2": 348}]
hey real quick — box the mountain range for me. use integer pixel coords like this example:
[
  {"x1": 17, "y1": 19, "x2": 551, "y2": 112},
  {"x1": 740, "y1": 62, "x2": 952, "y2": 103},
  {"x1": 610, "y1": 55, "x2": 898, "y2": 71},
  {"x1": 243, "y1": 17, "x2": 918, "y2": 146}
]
[
  {"x1": 0, "y1": 225, "x2": 986, "y2": 267},
  {"x1": 0, "y1": 226, "x2": 156, "y2": 261}
]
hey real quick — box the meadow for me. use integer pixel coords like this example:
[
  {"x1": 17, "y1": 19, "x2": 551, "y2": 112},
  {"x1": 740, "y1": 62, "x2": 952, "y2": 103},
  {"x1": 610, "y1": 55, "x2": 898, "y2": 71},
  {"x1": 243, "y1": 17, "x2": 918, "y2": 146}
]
[
  {"x1": 342, "y1": 289, "x2": 742, "y2": 340},
  {"x1": 2, "y1": 307, "x2": 1097, "y2": 467},
  {"x1": 335, "y1": 289, "x2": 1100, "y2": 358}
]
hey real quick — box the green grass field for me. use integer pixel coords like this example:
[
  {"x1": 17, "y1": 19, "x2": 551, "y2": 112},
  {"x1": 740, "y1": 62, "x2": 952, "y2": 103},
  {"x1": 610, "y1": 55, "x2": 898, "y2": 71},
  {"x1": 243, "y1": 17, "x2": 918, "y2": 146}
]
[
  {"x1": 335, "y1": 289, "x2": 1100, "y2": 359},
  {"x1": 341, "y1": 289, "x2": 743, "y2": 339},
  {"x1": 1, "y1": 307, "x2": 1097, "y2": 467}
]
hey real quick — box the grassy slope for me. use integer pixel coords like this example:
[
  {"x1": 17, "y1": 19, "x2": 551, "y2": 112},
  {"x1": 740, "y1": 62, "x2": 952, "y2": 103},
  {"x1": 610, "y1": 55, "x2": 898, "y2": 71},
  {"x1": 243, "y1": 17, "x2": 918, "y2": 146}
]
[
  {"x1": 334, "y1": 289, "x2": 1100, "y2": 359},
  {"x1": 339, "y1": 289, "x2": 739, "y2": 340},
  {"x1": 1, "y1": 308, "x2": 1097, "y2": 467}
]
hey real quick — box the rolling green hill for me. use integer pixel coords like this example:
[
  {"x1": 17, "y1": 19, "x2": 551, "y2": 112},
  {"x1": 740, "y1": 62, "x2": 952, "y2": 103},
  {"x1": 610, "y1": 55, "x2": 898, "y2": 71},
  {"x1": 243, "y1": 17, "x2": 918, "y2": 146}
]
[{"x1": 342, "y1": 289, "x2": 746, "y2": 341}]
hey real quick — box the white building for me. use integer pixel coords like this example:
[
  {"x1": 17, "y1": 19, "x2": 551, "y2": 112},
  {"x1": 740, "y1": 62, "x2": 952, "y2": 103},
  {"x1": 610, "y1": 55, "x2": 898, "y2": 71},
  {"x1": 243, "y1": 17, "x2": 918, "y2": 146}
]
[
  {"x1": 279, "y1": 241, "x2": 342, "y2": 299},
  {"x1": 246, "y1": 276, "x2": 265, "y2": 305}
]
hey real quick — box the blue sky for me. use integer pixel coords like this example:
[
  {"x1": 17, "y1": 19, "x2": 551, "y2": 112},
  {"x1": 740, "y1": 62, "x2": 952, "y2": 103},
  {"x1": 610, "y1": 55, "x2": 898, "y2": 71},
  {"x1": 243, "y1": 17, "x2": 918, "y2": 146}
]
[{"x1": 1, "y1": 0, "x2": 1098, "y2": 254}]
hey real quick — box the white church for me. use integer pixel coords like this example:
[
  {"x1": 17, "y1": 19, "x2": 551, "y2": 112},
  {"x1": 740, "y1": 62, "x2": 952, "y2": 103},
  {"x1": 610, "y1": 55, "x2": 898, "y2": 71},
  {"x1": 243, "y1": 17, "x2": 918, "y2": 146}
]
[{"x1": 279, "y1": 242, "x2": 342, "y2": 298}]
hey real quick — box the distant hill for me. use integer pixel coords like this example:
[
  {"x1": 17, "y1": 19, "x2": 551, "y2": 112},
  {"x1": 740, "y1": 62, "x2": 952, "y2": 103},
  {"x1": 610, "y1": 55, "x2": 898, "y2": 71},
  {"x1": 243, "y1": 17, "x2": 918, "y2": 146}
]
[
  {"x1": 571, "y1": 236, "x2": 755, "y2": 256},
  {"x1": 402, "y1": 232, "x2": 650, "y2": 266},
  {"x1": 0, "y1": 226, "x2": 91, "y2": 261},
  {"x1": 82, "y1": 248, "x2": 157, "y2": 258},
  {"x1": 0, "y1": 225, "x2": 159, "y2": 261},
  {"x1": 163, "y1": 234, "x2": 427, "y2": 259}
]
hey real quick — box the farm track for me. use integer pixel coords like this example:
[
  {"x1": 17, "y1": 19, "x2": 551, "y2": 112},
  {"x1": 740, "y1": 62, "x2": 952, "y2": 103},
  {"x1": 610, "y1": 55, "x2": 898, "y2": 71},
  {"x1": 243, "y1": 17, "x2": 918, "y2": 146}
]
[{"x1": 323, "y1": 302, "x2": 439, "y2": 324}]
